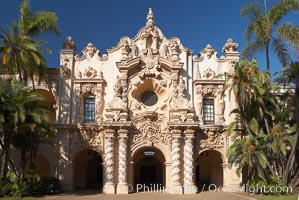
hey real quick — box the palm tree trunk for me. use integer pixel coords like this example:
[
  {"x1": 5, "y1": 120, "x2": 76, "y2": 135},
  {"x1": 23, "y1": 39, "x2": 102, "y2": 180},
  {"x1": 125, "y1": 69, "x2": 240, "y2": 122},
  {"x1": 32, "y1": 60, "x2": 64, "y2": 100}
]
[
  {"x1": 283, "y1": 68, "x2": 299, "y2": 186},
  {"x1": 0, "y1": 133, "x2": 12, "y2": 177},
  {"x1": 20, "y1": 143, "x2": 26, "y2": 182},
  {"x1": 266, "y1": 43, "x2": 271, "y2": 71},
  {"x1": 0, "y1": 139, "x2": 18, "y2": 176},
  {"x1": 30, "y1": 73, "x2": 35, "y2": 90}
]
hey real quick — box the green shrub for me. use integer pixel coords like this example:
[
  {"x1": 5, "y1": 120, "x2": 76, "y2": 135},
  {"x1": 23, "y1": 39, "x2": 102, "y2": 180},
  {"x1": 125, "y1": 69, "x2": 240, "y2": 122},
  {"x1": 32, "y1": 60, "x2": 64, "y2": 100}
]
[
  {"x1": 37, "y1": 177, "x2": 61, "y2": 194},
  {"x1": 0, "y1": 171, "x2": 29, "y2": 197}
]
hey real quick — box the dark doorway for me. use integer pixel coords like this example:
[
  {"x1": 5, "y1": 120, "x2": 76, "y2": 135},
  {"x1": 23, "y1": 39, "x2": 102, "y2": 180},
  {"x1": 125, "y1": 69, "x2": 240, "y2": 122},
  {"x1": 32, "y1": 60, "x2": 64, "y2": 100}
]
[
  {"x1": 74, "y1": 149, "x2": 103, "y2": 191},
  {"x1": 135, "y1": 153, "x2": 164, "y2": 190},
  {"x1": 86, "y1": 153, "x2": 103, "y2": 190}
]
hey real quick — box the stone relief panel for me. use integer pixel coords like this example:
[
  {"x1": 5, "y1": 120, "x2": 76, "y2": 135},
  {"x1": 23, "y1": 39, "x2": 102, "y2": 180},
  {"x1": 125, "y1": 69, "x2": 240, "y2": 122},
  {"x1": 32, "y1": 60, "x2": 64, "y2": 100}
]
[
  {"x1": 200, "y1": 44, "x2": 217, "y2": 59},
  {"x1": 171, "y1": 76, "x2": 191, "y2": 110},
  {"x1": 199, "y1": 127, "x2": 225, "y2": 150},
  {"x1": 132, "y1": 121, "x2": 172, "y2": 148},
  {"x1": 203, "y1": 68, "x2": 216, "y2": 80},
  {"x1": 60, "y1": 58, "x2": 71, "y2": 80},
  {"x1": 70, "y1": 127, "x2": 104, "y2": 153}
]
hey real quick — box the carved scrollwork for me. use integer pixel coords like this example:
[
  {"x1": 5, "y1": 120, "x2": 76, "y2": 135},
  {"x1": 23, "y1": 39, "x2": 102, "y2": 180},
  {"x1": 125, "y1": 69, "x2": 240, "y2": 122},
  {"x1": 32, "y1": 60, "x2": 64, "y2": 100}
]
[
  {"x1": 171, "y1": 76, "x2": 191, "y2": 109},
  {"x1": 203, "y1": 68, "x2": 216, "y2": 80},
  {"x1": 200, "y1": 44, "x2": 216, "y2": 59},
  {"x1": 199, "y1": 128, "x2": 225, "y2": 150},
  {"x1": 107, "y1": 75, "x2": 126, "y2": 110},
  {"x1": 133, "y1": 122, "x2": 171, "y2": 146},
  {"x1": 78, "y1": 127, "x2": 103, "y2": 148},
  {"x1": 222, "y1": 38, "x2": 238, "y2": 53}
]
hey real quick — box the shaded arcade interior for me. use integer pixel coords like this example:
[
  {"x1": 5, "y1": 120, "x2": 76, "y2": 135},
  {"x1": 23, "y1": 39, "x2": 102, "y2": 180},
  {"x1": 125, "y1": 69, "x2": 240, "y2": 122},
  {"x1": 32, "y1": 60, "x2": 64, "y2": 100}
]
[
  {"x1": 133, "y1": 147, "x2": 165, "y2": 191},
  {"x1": 195, "y1": 150, "x2": 223, "y2": 188},
  {"x1": 74, "y1": 149, "x2": 103, "y2": 190}
]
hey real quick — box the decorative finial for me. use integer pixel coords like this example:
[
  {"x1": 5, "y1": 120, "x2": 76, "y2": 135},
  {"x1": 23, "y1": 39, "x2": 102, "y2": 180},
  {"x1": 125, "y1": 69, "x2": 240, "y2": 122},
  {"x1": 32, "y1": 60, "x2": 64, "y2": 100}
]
[
  {"x1": 222, "y1": 38, "x2": 238, "y2": 53},
  {"x1": 146, "y1": 8, "x2": 155, "y2": 26},
  {"x1": 62, "y1": 36, "x2": 77, "y2": 51}
]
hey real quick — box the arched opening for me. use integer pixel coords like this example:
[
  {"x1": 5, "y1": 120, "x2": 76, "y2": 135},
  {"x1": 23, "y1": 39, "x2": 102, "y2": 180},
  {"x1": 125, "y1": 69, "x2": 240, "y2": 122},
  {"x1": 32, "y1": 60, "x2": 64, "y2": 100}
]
[
  {"x1": 31, "y1": 89, "x2": 56, "y2": 124},
  {"x1": 133, "y1": 147, "x2": 165, "y2": 192},
  {"x1": 25, "y1": 155, "x2": 51, "y2": 178},
  {"x1": 195, "y1": 150, "x2": 223, "y2": 189},
  {"x1": 74, "y1": 149, "x2": 103, "y2": 191}
]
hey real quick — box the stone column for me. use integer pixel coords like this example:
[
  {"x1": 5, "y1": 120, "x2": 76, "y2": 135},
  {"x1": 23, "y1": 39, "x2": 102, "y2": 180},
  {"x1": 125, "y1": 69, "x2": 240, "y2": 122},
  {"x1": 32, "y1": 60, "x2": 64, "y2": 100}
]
[
  {"x1": 117, "y1": 129, "x2": 129, "y2": 194},
  {"x1": 103, "y1": 129, "x2": 115, "y2": 194},
  {"x1": 171, "y1": 129, "x2": 183, "y2": 194},
  {"x1": 183, "y1": 129, "x2": 196, "y2": 194}
]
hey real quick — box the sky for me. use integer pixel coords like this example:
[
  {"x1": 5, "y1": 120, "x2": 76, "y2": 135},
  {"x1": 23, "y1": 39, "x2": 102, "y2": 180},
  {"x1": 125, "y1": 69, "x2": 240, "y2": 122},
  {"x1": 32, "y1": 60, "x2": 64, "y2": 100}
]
[{"x1": 0, "y1": 0, "x2": 298, "y2": 74}]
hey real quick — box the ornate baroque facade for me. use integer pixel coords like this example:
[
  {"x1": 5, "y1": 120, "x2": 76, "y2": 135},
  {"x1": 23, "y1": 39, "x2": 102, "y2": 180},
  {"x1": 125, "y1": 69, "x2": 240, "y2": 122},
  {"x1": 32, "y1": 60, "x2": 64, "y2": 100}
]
[{"x1": 11, "y1": 9, "x2": 244, "y2": 194}]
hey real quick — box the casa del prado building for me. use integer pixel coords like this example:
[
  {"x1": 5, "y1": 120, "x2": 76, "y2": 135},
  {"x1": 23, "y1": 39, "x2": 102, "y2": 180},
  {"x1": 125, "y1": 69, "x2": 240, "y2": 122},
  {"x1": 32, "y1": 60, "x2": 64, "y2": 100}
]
[{"x1": 7, "y1": 9, "x2": 244, "y2": 194}]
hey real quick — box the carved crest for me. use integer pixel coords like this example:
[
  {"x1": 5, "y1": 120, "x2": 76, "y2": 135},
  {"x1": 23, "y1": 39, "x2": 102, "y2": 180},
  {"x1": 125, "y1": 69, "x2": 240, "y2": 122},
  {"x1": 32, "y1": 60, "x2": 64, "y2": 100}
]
[
  {"x1": 222, "y1": 38, "x2": 238, "y2": 53},
  {"x1": 199, "y1": 128, "x2": 224, "y2": 150},
  {"x1": 200, "y1": 44, "x2": 216, "y2": 59},
  {"x1": 203, "y1": 68, "x2": 216, "y2": 80},
  {"x1": 133, "y1": 122, "x2": 171, "y2": 146}
]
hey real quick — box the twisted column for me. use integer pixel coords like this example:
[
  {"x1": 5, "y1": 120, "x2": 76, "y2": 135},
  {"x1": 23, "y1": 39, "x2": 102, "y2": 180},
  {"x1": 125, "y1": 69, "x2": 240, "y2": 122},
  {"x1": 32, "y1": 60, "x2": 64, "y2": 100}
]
[
  {"x1": 117, "y1": 129, "x2": 129, "y2": 194},
  {"x1": 183, "y1": 129, "x2": 196, "y2": 194},
  {"x1": 171, "y1": 129, "x2": 183, "y2": 194},
  {"x1": 103, "y1": 129, "x2": 115, "y2": 194}
]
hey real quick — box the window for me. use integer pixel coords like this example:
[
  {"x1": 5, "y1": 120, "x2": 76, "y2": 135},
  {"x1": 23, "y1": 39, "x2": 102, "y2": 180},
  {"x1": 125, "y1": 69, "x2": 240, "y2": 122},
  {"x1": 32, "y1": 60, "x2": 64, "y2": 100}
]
[
  {"x1": 84, "y1": 97, "x2": 95, "y2": 123},
  {"x1": 203, "y1": 99, "x2": 214, "y2": 125},
  {"x1": 141, "y1": 91, "x2": 158, "y2": 106}
]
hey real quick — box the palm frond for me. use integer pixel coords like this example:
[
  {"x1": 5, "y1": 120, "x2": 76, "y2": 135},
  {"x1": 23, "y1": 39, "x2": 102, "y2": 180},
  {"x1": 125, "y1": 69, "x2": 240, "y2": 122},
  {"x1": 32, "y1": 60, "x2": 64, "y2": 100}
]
[
  {"x1": 241, "y1": 2, "x2": 263, "y2": 21},
  {"x1": 268, "y1": 0, "x2": 299, "y2": 25},
  {"x1": 271, "y1": 38, "x2": 292, "y2": 67}
]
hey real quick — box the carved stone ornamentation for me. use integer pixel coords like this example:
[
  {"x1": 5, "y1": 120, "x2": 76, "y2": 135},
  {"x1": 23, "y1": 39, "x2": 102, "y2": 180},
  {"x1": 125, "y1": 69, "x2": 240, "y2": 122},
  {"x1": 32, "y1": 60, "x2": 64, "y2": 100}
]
[
  {"x1": 133, "y1": 122, "x2": 171, "y2": 146},
  {"x1": 104, "y1": 130, "x2": 115, "y2": 183},
  {"x1": 121, "y1": 38, "x2": 131, "y2": 60},
  {"x1": 107, "y1": 75, "x2": 126, "y2": 109},
  {"x1": 140, "y1": 48, "x2": 161, "y2": 78},
  {"x1": 62, "y1": 36, "x2": 77, "y2": 51},
  {"x1": 200, "y1": 44, "x2": 216, "y2": 59},
  {"x1": 84, "y1": 43, "x2": 98, "y2": 58},
  {"x1": 196, "y1": 84, "x2": 218, "y2": 98},
  {"x1": 171, "y1": 76, "x2": 191, "y2": 109},
  {"x1": 171, "y1": 131, "x2": 181, "y2": 186},
  {"x1": 169, "y1": 39, "x2": 180, "y2": 62},
  {"x1": 118, "y1": 129, "x2": 128, "y2": 184},
  {"x1": 199, "y1": 128, "x2": 225, "y2": 150},
  {"x1": 222, "y1": 38, "x2": 238, "y2": 53},
  {"x1": 81, "y1": 83, "x2": 97, "y2": 94},
  {"x1": 84, "y1": 66, "x2": 97, "y2": 78},
  {"x1": 140, "y1": 8, "x2": 160, "y2": 53},
  {"x1": 60, "y1": 62, "x2": 71, "y2": 80},
  {"x1": 203, "y1": 68, "x2": 216, "y2": 80},
  {"x1": 183, "y1": 135, "x2": 196, "y2": 193},
  {"x1": 78, "y1": 127, "x2": 103, "y2": 148}
]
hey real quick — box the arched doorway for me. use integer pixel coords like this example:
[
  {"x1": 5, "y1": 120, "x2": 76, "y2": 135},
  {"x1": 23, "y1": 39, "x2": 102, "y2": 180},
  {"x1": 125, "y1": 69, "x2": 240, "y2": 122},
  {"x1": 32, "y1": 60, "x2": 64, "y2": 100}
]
[
  {"x1": 195, "y1": 150, "x2": 223, "y2": 188},
  {"x1": 25, "y1": 155, "x2": 51, "y2": 178},
  {"x1": 133, "y1": 148, "x2": 165, "y2": 191},
  {"x1": 74, "y1": 149, "x2": 103, "y2": 191}
]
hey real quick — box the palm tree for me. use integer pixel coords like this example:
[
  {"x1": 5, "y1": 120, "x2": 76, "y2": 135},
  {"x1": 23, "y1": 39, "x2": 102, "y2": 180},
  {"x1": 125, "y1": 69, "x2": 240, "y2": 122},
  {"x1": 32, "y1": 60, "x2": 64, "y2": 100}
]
[
  {"x1": 19, "y1": 0, "x2": 59, "y2": 37},
  {"x1": 228, "y1": 134, "x2": 268, "y2": 180},
  {"x1": 241, "y1": 0, "x2": 299, "y2": 70},
  {"x1": 18, "y1": 0, "x2": 59, "y2": 88},
  {"x1": 12, "y1": 91, "x2": 53, "y2": 181},
  {"x1": 0, "y1": 78, "x2": 30, "y2": 177},
  {"x1": 0, "y1": 23, "x2": 44, "y2": 83}
]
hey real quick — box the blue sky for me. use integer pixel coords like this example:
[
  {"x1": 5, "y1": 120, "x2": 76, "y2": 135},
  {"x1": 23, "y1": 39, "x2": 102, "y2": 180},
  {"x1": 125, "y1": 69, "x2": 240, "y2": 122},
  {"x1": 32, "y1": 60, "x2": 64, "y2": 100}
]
[{"x1": 0, "y1": 0, "x2": 298, "y2": 73}]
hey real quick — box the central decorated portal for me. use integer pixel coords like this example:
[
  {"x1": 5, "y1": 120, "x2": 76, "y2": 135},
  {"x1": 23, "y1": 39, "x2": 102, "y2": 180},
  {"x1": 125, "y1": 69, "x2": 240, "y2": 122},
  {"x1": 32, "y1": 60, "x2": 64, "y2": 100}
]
[
  {"x1": 133, "y1": 148, "x2": 165, "y2": 191},
  {"x1": 54, "y1": 7, "x2": 242, "y2": 195}
]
